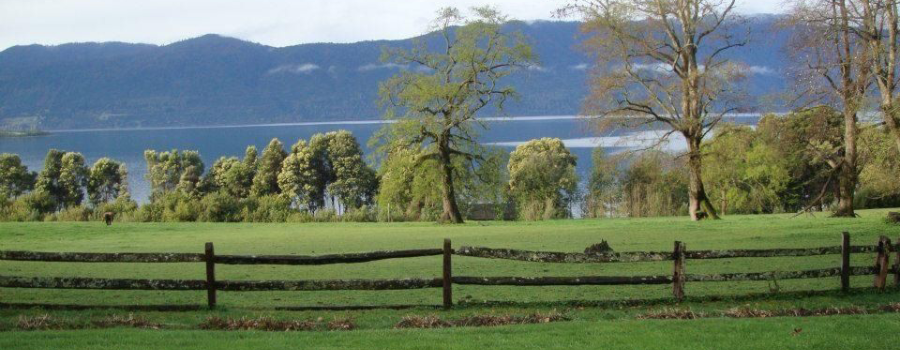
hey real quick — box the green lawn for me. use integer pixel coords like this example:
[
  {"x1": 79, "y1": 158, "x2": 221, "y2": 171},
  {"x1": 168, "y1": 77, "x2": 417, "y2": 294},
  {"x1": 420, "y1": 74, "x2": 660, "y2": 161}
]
[
  {"x1": 3, "y1": 314, "x2": 900, "y2": 350},
  {"x1": 1, "y1": 209, "x2": 899, "y2": 349}
]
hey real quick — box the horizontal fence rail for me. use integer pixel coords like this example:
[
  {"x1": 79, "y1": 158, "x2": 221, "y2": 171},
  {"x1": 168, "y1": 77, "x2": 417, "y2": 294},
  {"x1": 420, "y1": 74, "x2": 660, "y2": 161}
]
[
  {"x1": 214, "y1": 249, "x2": 444, "y2": 265},
  {"x1": 216, "y1": 278, "x2": 443, "y2": 291},
  {"x1": 0, "y1": 249, "x2": 443, "y2": 265},
  {"x1": 2, "y1": 267, "x2": 892, "y2": 290},
  {"x1": 0, "y1": 276, "x2": 206, "y2": 290},
  {"x1": 0, "y1": 232, "x2": 896, "y2": 310},
  {"x1": 0, "y1": 251, "x2": 204, "y2": 263},
  {"x1": 0, "y1": 276, "x2": 443, "y2": 291},
  {"x1": 455, "y1": 245, "x2": 886, "y2": 264},
  {"x1": 452, "y1": 275, "x2": 674, "y2": 286}
]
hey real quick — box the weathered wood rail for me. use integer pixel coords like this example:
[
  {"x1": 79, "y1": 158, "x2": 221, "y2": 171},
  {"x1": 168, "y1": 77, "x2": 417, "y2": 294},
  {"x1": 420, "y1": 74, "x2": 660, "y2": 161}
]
[
  {"x1": 0, "y1": 232, "x2": 896, "y2": 310},
  {"x1": 0, "y1": 249, "x2": 442, "y2": 265},
  {"x1": 454, "y1": 245, "x2": 886, "y2": 263}
]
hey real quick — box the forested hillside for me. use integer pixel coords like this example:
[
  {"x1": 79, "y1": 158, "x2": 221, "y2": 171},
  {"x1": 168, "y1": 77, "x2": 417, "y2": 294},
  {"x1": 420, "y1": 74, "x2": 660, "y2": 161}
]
[{"x1": 0, "y1": 16, "x2": 787, "y2": 130}]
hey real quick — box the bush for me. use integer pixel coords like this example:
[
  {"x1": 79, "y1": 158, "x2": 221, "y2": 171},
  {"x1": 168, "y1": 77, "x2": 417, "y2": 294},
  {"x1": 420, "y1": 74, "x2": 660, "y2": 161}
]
[
  {"x1": 2, "y1": 191, "x2": 55, "y2": 221},
  {"x1": 51, "y1": 206, "x2": 93, "y2": 222},
  {"x1": 342, "y1": 205, "x2": 376, "y2": 222},
  {"x1": 313, "y1": 209, "x2": 338, "y2": 222},
  {"x1": 199, "y1": 192, "x2": 241, "y2": 222},
  {"x1": 241, "y1": 195, "x2": 292, "y2": 222},
  {"x1": 92, "y1": 196, "x2": 139, "y2": 222},
  {"x1": 286, "y1": 212, "x2": 314, "y2": 223},
  {"x1": 168, "y1": 199, "x2": 202, "y2": 222}
]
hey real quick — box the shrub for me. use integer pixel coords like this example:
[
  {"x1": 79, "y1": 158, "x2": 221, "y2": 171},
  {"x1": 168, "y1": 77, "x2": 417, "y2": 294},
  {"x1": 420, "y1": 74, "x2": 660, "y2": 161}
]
[
  {"x1": 313, "y1": 209, "x2": 338, "y2": 222},
  {"x1": 93, "y1": 196, "x2": 139, "y2": 221},
  {"x1": 4, "y1": 191, "x2": 55, "y2": 221},
  {"x1": 342, "y1": 205, "x2": 376, "y2": 222},
  {"x1": 241, "y1": 195, "x2": 292, "y2": 222},
  {"x1": 286, "y1": 212, "x2": 314, "y2": 223},
  {"x1": 168, "y1": 199, "x2": 202, "y2": 222},
  {"x1": 52, "y1": 205, "x2": 93, "y2": 221},
  {"x1": 199, "y1": 192, "x2": 242, "y2": 222}
]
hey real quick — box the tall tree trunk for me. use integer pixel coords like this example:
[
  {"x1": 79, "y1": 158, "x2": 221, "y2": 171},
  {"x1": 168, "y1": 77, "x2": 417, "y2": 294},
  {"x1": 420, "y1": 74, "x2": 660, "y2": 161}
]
[
  {"x1": 882, "y1": 104, "x2": 900, "y2": 153},
  {"x1": 685, "y1": 135, "x2": 720, "y2": 221},
  {"x1": 438, "y1": 144, "x2": 464, "y2": 224},
  {"x1": 834, "y1": 109, "x2": 858, "y2": 217}
]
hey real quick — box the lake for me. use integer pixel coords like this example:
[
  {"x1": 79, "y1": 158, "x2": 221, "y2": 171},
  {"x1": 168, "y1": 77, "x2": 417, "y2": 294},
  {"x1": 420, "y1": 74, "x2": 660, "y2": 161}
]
[{"x1": 0, "y1": 115, "x2": 761, "y2": 202}]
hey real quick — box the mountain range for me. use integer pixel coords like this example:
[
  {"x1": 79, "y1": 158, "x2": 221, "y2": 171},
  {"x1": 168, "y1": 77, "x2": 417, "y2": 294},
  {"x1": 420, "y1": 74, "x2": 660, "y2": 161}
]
[{"x1": 0, "y1": 15, "x2": 789, "y2": 130}]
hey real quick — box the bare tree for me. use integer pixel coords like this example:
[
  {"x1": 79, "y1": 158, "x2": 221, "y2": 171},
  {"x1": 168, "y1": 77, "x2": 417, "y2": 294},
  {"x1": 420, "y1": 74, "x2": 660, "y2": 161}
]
[
  {"x1": 563, "y1": 0, "x2": 748, "y2": 220},
  {"x1": 787, "y1": 0, "x2": 872, "y2": 217},
  {"x1": 857, "y1": 0, "x2": 900, "y2": 152}
]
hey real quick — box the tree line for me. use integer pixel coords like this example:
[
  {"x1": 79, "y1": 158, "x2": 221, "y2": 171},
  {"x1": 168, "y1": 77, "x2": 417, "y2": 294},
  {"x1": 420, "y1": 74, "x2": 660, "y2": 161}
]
[{"x1": 3, "y1": 2, "x2": 900, "y2": 223}]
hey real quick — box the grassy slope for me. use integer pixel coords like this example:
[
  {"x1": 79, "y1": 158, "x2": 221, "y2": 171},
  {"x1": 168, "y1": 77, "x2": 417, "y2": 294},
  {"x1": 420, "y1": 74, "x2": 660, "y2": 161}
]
[
  {"x1": 1, "y1": 209, "x2": 899, "y2": 349},
  {"x1": 2, "y1": 315, "x2": 899, "y2": 350}
]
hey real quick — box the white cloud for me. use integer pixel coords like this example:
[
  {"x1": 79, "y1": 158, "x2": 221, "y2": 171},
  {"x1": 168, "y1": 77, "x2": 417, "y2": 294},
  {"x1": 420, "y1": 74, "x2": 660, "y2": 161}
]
[
  {"x1": 526, "y1": 64, "x2": 550, "y2": 72},
  {"x1": 748, "y1": 65, "x2": 776, "y2": 75},
  {"x1": 267, "y1": 63, "x2": 320, "y2": 74},
  {"x1": 631, "y1": 63, "x2": 673, "y2": 74},
  {"x1": 357, "y1": 63, "x2": 407, "y2": 72},
  {"x1": 0, "y1": 1, "x2": 787, "y2": 51},
  {"x1": 570, "y1": 63, "x2": 589, "y2": 71}
]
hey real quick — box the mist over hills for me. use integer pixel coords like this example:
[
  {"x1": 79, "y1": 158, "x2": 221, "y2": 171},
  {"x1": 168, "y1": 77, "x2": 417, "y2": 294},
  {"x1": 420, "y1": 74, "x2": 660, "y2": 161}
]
[{"x1": 0, "y1": 16, "x2": 789, "y2": 130}]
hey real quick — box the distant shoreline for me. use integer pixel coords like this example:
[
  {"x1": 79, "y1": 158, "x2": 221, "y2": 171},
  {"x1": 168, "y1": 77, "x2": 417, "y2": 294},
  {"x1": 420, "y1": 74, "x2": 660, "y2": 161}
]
[
  {"x1": 0, "y1": 129, "x2": 50, "y2": 138},
  {"x1": 46, "y1": 114, "x2": 766, "y2": 134}
]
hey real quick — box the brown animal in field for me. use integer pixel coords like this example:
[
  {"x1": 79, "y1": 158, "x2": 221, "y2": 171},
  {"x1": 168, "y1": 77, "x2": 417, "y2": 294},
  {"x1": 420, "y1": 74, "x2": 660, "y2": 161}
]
[{"x1": 103, "y1": 212, "x2": 115, "y2": 226}]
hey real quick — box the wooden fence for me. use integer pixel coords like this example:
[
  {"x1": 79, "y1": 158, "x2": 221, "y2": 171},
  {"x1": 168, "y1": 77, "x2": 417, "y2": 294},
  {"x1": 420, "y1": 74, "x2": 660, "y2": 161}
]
[{"x1": 0, "y1": 232, "x2": 897, "y2": 310}]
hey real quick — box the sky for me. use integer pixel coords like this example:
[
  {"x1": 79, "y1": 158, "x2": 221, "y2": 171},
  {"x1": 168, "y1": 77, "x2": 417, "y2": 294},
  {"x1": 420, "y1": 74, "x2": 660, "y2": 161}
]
[{"x1": 0, "y1": 0, "x2": 786, "y2": 50}]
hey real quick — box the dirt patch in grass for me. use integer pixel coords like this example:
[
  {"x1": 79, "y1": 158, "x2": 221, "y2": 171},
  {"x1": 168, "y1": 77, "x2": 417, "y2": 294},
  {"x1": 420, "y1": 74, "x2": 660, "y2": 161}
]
[
  {"x1": 395, "y1": 315, "x2": 452, "y2": 329},
  {"x1": 199, "y1": 316, "x2": 355, "y2": 332},
  {"x1": 16, "y1": 313, "x2": 162, "y2": 331},
  {"x1": 91, "y1": 314, "x2": 161, "y2": 329},
  {"x1": 636, "y1": 305, "x2": 876, "y2": 320},
  {"x1": 635, "y1": 308, "x2": 706, "y2": 320},
  {"x1": 16, "y1": 315, "x2": 74, "y2": 331},
  {"x1": 724, "y1": 306, "x2": 867, "y2": 318},
  {"x1": 878, "y1": 303, "x2": 900, "y2": 312},
  {"x1": 394, "y1": 311, "x2": 570, "y2": 329}
]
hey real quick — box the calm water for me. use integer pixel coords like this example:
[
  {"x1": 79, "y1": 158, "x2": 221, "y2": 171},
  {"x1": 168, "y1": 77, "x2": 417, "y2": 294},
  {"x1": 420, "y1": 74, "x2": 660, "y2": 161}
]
[{"x1": 0, "y1": 116, "x2": 760, "y2": 202}]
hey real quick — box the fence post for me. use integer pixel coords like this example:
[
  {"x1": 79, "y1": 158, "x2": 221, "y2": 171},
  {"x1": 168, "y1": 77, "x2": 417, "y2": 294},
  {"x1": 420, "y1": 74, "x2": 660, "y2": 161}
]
[
  {"x1": 205, "y1": 242, "x2": 217, "y2": 309},
  {"x1": 673, "y1": 241, "x2": 685, "y2": 301},
  {"x1": 895, "y1": 237, "x2": 900, "y2": 288},
  {"x1": 841, "y1": 232, "x2": 851, "y2": 293},
  {"x1": 443, "y1": 239, "x2": 452, "y2": 310},
  {"x1": 874, "y1": 236, "x2": 891, "y2": 290}
]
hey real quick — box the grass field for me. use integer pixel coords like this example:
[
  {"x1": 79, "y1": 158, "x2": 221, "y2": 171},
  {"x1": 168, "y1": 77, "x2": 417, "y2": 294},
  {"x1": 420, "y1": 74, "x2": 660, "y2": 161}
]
[{"x1": 1, "y1": 209, "x2": 899, "y2": 349}]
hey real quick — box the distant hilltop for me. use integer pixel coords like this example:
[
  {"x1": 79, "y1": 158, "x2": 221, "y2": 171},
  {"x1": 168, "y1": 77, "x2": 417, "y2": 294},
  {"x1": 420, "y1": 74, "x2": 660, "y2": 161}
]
[{"x1": 0, "y1": 16, "x2": 789, "y2": 130}]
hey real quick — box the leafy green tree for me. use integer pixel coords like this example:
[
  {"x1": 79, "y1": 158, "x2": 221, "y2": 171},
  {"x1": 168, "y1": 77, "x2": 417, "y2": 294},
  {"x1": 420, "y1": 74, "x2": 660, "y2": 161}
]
[
  {"x1": 858, "y1": 126, "x2": 900, "y2": 207},
  {"x1": 206, "y1": 149, "x2": 255, "y2": 199},
  {"x1": 251, "y1": 138, "x2": 288, "y2": 196},
  {"x1": 57, "y1": 152, "x2": 89, "y2": 209},
  {"x1": 144, "y1": 149, "x2": 204, "y2": 198},
  {"x1": 376, "y1": 6, "x2": 535, "y2": 223},
  {"x1": 278, "y1": 139, "x2": 323, "y2": 211},
  {"x1": 0, "y1": 153, "x2": 36, "y2": 199},
  {"x1": 584, "y1": 148, "x2": 621, "y2": 218},
  {"x1": 703, "y1": 125, "x2": 790, "y2": 214},
  {"x1": 243, "y1": 145, "x2": 258, "y2": 169},
  {"x1": 755, "y1": 109, "x2": 842, "y2": 213},
  {"x1": 621, "y1": 151, "x2": 689, "y2": 217},
  {"x1": 507, "y1": 138, "x2": 578, "y2": 220},
  {"x1": 87, "y1": 158, "x2": 129, "y2": 206},
  {"x1": 375, "y1": 147, "x2": 442, "y2": 221},
  {"x1": 35, "y1": 149, "x2": 66, "y2": 208},
  {"x1": 323, "y1": 130, "x2": 378, "y2": 210}
]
